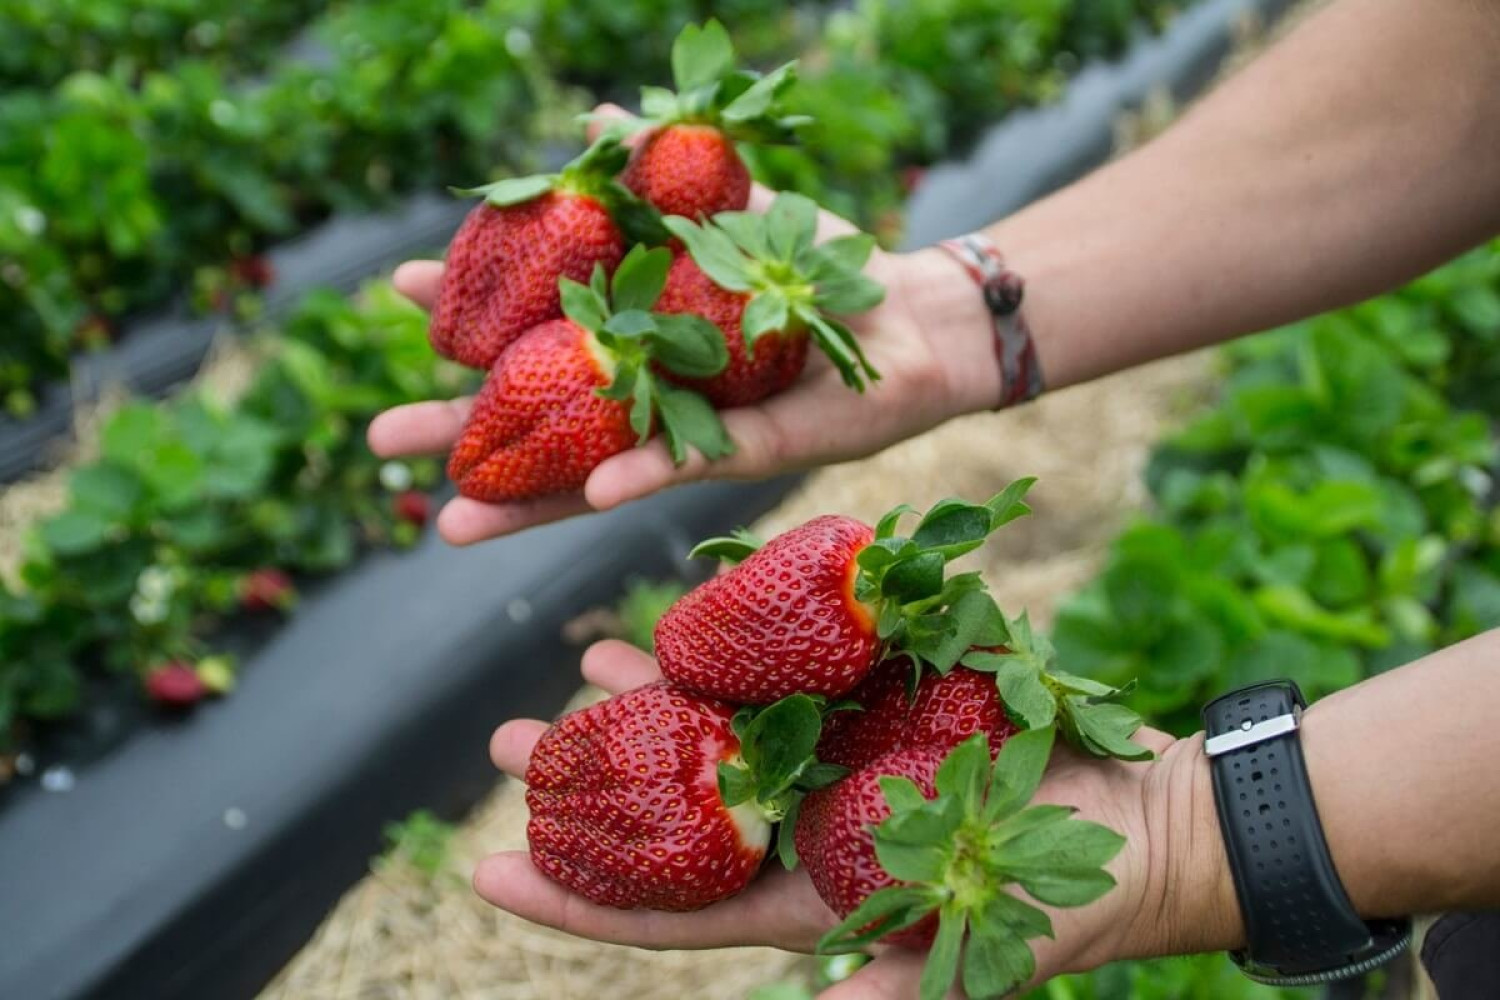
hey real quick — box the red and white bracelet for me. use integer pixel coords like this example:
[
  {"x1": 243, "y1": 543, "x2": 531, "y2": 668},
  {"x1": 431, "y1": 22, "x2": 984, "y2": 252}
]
[{"x1": 936, "y1": 232, "x2": 1044, "y2": 409}]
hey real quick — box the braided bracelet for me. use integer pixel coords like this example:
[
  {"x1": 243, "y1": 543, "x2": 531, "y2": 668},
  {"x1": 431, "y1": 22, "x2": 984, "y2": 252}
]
[{"x1": 936, "y1": 233, "x2": 1045, "y2": 409}]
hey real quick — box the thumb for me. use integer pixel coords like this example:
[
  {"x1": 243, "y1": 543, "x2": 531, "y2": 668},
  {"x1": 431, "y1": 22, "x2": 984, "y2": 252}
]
[{"x1": 585, "y1": 102, "x2": 643, "y2": 144}]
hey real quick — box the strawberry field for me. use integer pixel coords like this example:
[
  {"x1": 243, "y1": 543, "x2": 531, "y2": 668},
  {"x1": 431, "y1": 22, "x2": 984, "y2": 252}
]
[{"x1": 2, "y1": 0, "x2": 1495, "y2": 998}]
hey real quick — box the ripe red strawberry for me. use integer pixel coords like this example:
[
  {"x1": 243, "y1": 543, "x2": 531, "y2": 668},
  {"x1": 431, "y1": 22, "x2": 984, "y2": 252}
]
[
  {"x1": 239, "y1": 567, "x2": 295, "y2": 613},
  {"x1": 393, "y1": 490, "x2": 431, "y2": 527},
  {"x1": 817, "y1": 657, "x2": 1019, "y2": 772},
  {"x1": 526, "y1": 682, "x2": 838, "y2": 911},
  {"x1": 654, "y1": 192, "x2": 886, "y2": 404},
  {"x1": 805, "y1": 730, "x2": 1128, "y2": 1000},
  {"x1": 145, "y1": 662, "x2": 209, "y2": 707},
  {"x1": 448, "y1": 246, "x2": 733, "y2": 503},
  {"x1": 622, "y1": 124, "x2": 750, "y2": 220},
  {"x1": 654, "y1": 483, "x2": 1038, "y2": 704},
  {"x1": 429, "y1": 137, "x2": 662, "y2": 370},
  {"x1": 615, "y1": 21, "x2": 807, "y2": 219},
  {"x1": 797, "y1": 745, "x2": 946, "y2": 948},
  {"x1": 231, "y1": 254, "x2": 275, "y2": 289}
]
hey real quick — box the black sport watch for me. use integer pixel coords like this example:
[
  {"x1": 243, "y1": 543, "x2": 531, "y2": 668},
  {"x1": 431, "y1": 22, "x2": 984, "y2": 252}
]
[{"x1": 1202, "y1": 681, "x2": 1411, "y2": 985}]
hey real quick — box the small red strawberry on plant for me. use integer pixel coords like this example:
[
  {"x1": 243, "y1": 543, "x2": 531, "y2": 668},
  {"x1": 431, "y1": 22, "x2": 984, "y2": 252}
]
[
  {"x1": 805, "y1": 728, "x2": 1127, "y2": 1000},
  {"x1": 448, "y1": 246, "x2": 734, "y2": 502},
  {"x1": 430, "y1": 137, "x2": 667, "y2": 370},
  {"x1": 145, "y1": 662, "x2": 209, "y2": 708},
  {"x1": 525, "y1": 681, "x2": 844, "y2": 911},
  {"x1": 230, "y1": 254, "x2": 275, "y2": 289},
  {"x1": 653, "y1": 480, "x2": 1037, "y2": 704},
  {"x1": 613, "y1": 21, "x2": 809, "y2": 219},
  {"x1": 656, "y1": 191, "x2": 885, "y2": 405},
  {"x1": 393, "y1": 490, "x2": 431, "y2": 528},
  {"x1": 239, "y1": 567, "x2": 296, "y2": 613}
]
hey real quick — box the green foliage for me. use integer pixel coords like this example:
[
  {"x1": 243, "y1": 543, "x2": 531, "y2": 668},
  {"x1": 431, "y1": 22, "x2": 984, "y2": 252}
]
[
  {"x1": 0, "y1": 0, "x2": 1187, "y2": 412},
  {"x1": 1052, "y1": 243, "x2": 1500, "y2": 735},
  {"x1": 0, "y1": 281, "x2": 475, "y2": 752},
  {"x1": 1024, "y1": 953, "x2": 1307, "y2": 999},
  {"x1": 379, "y1": 809, "x2": 457, "y2": 879},
  {"x1": 615, "y1": 578, "x2": 688, "y2": 652}
]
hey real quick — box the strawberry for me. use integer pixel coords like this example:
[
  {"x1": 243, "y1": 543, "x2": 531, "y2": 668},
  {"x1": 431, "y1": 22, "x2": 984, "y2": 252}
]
[
  {"x1": 145, "y1": 662, "x2": 209, "y2": 708},
  {"x1": 525, "y1": 682, "x2": 842, "y2": 911},
  {"x1": 239, "y1": 567, "x2": 295, "y2": 613},
  {"x1": 817, "y1": 658, "x2": 1019, "y2": 772},
  {"x1": 806, "y1": 729, "x2": 1128, "y2": 1000},
  {"x1": 615, "y1": 21, "x2": 808, "y2": 219},
  {"x1": 655, "y1": 192, "x2": 885, "y2": 405},
  {"x1": 393, "y1": 490, "x2": 431, "y2": 527},
  {"x1": 230, "y1": 254, "x2": 275, "y2": 289},
  {"x1": 448, "y1": 246, "x2": 734, "y2": 503},
  {"x1": 653, "y1": 482, "x2": 1038, "y2": 704},
  {"x1": 429, "y1": 137, "x2": 664, "y2": 370}
]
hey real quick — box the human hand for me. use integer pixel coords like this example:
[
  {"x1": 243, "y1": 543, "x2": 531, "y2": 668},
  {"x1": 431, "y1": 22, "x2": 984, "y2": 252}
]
[
  {"x1": 474, "y1": 639, "x2": 1240, "y2": 997},
  {"x1": 367, "y1": 109, "x2": 1001, "y2": 546}
]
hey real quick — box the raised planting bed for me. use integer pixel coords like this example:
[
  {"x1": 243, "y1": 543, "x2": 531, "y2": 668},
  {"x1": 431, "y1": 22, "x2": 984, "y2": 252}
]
[{"x1": 0, "y1": 476, "x2": 798, "y2": 1000}]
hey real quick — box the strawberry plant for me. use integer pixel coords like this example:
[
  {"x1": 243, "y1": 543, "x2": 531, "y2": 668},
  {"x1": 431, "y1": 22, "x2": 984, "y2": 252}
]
[
  {"x1": 1052, "y1": 242, "x2": 1500, "y2": 735},
  {"x1": 0, "y1": 281, "x2": 474, "y2": 760}
]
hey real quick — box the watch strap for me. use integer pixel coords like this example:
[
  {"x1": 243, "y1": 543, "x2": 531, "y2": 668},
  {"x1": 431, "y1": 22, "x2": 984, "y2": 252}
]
[{"x1": 1203, "y1": 681, "x2": 1409, "y2": 982}]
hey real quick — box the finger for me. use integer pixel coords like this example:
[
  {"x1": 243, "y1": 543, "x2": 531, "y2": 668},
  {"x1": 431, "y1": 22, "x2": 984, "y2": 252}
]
[
  {"x1": 489, "y1": 719, "x2": 548, "y2": 778},
  {"x1": 367, "y1": 398, "x2": 473, "y2": 458},
  {"x1": 393, "y1": 260, "x2": 445, "y2": 312},
  {"x1": 580, "y1": 640, "x2": 663, "y2": 693},
  {"x1": 585, "y1": 102, "x2": 639, "y2": 144},
  {"x1": 746, "y1": 183, "x2": 861, "y2": 240},
  {"x1": 473, "y1": 852, "x2": 832, "y2": 952},
  {"x1": 436, "y1": 493, "x2": 592, "y2": 546},
  {"x1": 820, "y1": 950, "x2": 966, "y2": 1000}
]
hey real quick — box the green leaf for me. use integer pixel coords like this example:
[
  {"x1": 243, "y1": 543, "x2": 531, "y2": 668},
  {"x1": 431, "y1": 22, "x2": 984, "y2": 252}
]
[
  {"x1": 882, "y1": 551, "x2": 945, "y2": 604},
  {"x1": 39, "y1": 509, "x2": 113, "y2": 556},
  {"x1": 805, "y1": 234, "x2": 876, "y2": 278},
  {"x1": 654, "y1": 383, "x2": 735, "y2": 465},
  {"x1": 875, "y1": 504, "x2": 917, "y2": 540},
  {"x1": 984, "y1": 725, "x2": 1055, "y2": 821},
  {"x1": 611, "y1": 245, "x2": 671, "y2": 313},
  {"x1": 713, "y1": 212, "x2": 773, "y2": 259},
  {"x1": 765, "y1": 193, "x2": 819, "y2": 262},
  {"x1": 818, "y1": 885, "x2": 940, "y2": 953},
  {"x1": 912, "y1": 502, "x2": 992, "y2": 559},
  {"x1": 559, "y1": 276, "x2": 607, "y2": 331},
  {"x1": 1066, "y1": 700, "x2": 1153, "y2": 762},
  {"x1": 101, "y1": 404, "x2": 163, "y2": 466},
  {"x1": 720, "y1": 61, "x2": 797, "y2": 123},
  {"x1": 627, "y1": 369, "x2": 654, "y2": 444},
  {"x1": 776, "y1": 798, "x2": 803, "y2": 871},
  {"x1": 742, "y1": 292, "x2": 791, "y2": 347},
  {"x1": 812, "y1": 271, "x2": 886, "y2": 315},
  {"x1": 963, "y1": 896, "x2": 1045, "y2": 999},
  {"x1": 879, "y1": 775, "x2": 930, "y2": 813},
  {"x1": 986, "y1": 479, "x2": 1038, "y2": 528},
  {"x1": 738, "y1": 694, "x2": 824, "y2": 803},
  {"x1": 601, "y1": 309, "x2": 658, "y2": 339},
  {"x1": 646, "y1": 314, "x2": 729, "y2": 377},
  {"x1": 689, "y1": 528, "x2": 764, "y2": 564},
  {"x1": 464, "y1": 173, "x2": 556, "y2": 207},
  {"x1": 718, "y1": 761, "x2": 756, "y2": 808},
  {"x1": 69, "y1": 463, "x2": 143, "y2": 519},
  {"x1": 919, "y1": 906, "x2": 966, "y2": 1000},
  {"x1": 639, "y1": 86, "x2": 680, "y2": 121},
  {"x1": 664, "y1": 217, "x2": 754, "y2": 291},
  {"x1": 985, "y1": 657, "x2": 1057, "y2": 729},
  {"x1": 670, "y1": 19, "x2": 735, "y2": 93}
]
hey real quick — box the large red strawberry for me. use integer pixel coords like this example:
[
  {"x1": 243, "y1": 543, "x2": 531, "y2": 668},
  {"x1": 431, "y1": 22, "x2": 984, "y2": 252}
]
[
  {"x1": 615, "y1": 21, "x2": 807, "y2": 219},
  {"x1": 448, "y1": 246, "x2": 734, "y2": 503},
  {"x1": 817, "y1": 658, "x2": 1019, "y2": 772},
  {"x1": 526, "y1": 682, "x2": 840, "y2": 911},
  {"x1": 429, "y1": 137, "x2": 663, "y2": 370},
  {"x1": 805, "y1": 730, "x2": 1128, "y2": 1000},
  {"x1": 653, "y1": 483, "x2": 1038, "y2": 704},
  {"x1": 655, "y1": 192, "x2": 885, "y2": 405}
]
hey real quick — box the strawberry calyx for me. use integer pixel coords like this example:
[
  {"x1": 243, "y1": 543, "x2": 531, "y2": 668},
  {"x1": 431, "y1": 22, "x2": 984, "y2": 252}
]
[
  {"x1": 818, "y1": 728, "x2": 1126, "y2": 1000},
  {"x1": 851, "y1": 480, "x2": 1037, "y2": 673},
  {"x1": 663, "y1": 191, "x2": 886, "y2": 390},
  {"x1": 559, "y1": 245, "x2": 735, "y2": 466},
  {"x1": 688, "y1": 526, "x2": 766, "y2": 565},
  {"x1": 717, "y1": 693, "x2": 852, "y2": 870},
  {"x1": 961, "y1": 612, "x2": 1154, "y2": 762},
  {"x1": 456, "y1": 136, "x2": 669, "y2": 245},
  {"x1": 605, "y1": 20, "x2": 809, "y2": 144}
]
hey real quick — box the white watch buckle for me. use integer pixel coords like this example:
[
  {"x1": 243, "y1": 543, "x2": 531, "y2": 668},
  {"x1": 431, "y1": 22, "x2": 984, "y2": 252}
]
[{"x1": 1205, "y1": 707, "x2": 1301, "y2": 757}]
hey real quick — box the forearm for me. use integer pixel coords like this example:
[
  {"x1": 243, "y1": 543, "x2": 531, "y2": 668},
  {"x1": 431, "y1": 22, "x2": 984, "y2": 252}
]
[
  {"x1": 1145, "y1": 628, "x2": 1500, "y2": 960},
  {"x1": 910, "y1": 0, "x2": 1500, "y2": 408}
]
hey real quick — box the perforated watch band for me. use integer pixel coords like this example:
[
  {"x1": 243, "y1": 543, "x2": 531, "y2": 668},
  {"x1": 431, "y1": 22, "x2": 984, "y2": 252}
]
[{"x1": 1202, "y1": 681, "x2": 1410, "y2": 984}]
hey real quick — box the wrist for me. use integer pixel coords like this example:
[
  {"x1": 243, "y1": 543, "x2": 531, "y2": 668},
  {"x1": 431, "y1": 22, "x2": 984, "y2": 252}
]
[
  {"x1": 1129, "y1": 733, "x2": 1246, "y2": 960},
  {"x1": 893, "y1": 246, "x2": 1005, "y2": 416}
]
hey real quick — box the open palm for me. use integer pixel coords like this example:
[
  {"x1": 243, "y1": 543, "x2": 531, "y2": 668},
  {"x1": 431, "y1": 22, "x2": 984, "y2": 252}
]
[
  {"x1": 366, "y1": 175, "x2": 999, "y2": 546},
  {"x1": 477, "y1": 639, "x2": 1178, "y2": 998}
]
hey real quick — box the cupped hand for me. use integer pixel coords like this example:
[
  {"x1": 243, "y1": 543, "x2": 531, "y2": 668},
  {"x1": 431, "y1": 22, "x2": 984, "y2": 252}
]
[
  {"x1": 366, "y1": 109, "x2": 1001, "y2": 546},
  {"x1": 474, "y1": 639, "x2": 1202, "y2": 998}
]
